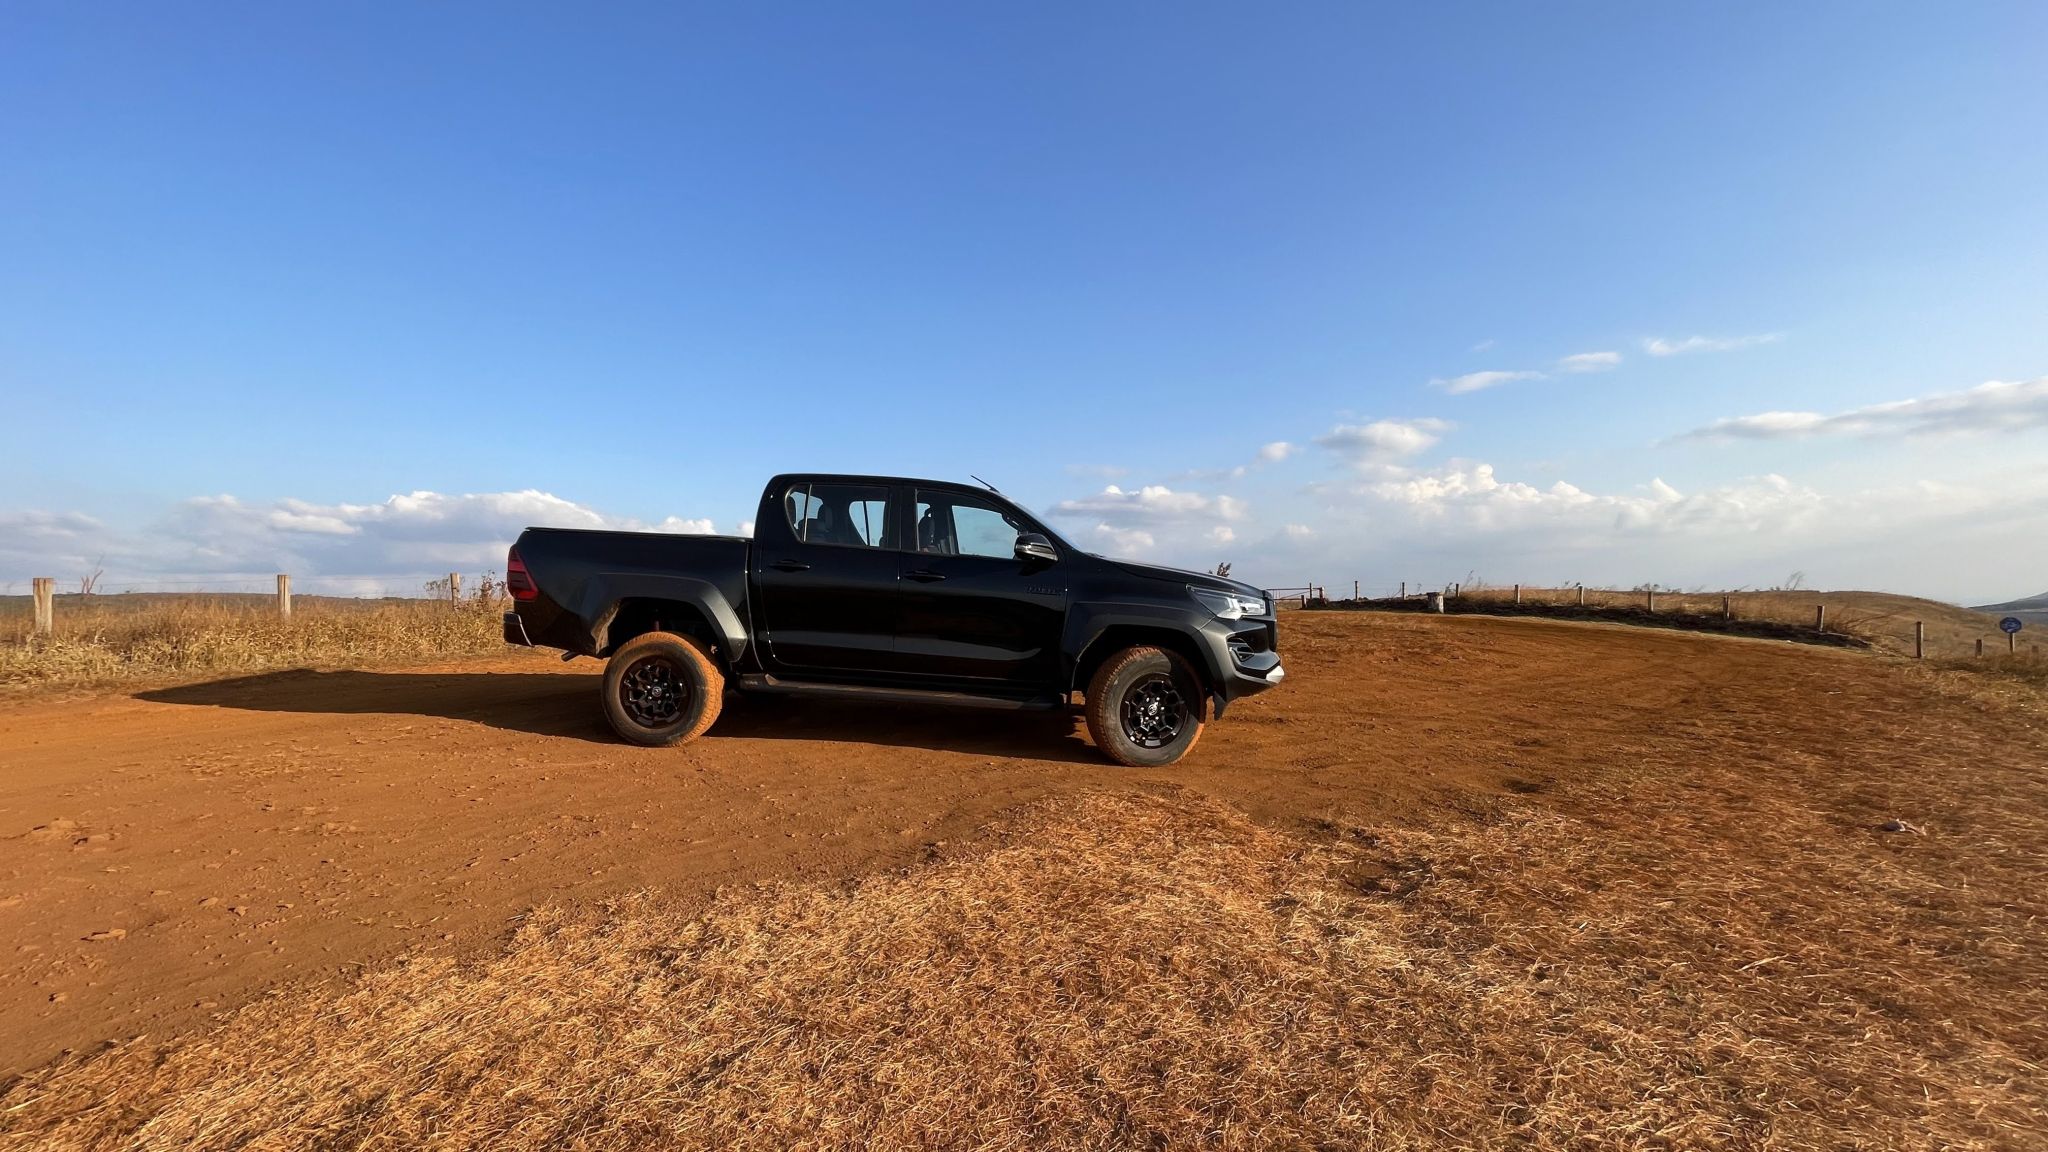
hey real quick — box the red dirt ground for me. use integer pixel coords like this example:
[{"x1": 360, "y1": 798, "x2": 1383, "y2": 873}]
[{"x1": 0, "y1": 612, "x2": 2039, "y2": 1078}]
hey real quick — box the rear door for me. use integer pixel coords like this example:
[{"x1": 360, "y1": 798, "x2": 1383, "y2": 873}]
[
  {"x1": 749, "y1": 479, "x2": 905, "y2": 674},
  {"x1": 893, "y1": 487, "x2": 1069, "y2": 687}
]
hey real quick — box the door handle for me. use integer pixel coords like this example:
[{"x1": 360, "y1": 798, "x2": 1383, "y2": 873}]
[
  {"x1": 770, "y1": 559, "x2": 812, "y2": 572},
  {"x1": 906, "y1": 569, "x2": 947, "y2": 582}
]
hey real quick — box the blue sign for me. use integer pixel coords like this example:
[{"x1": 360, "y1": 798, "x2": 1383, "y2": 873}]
[{"x1": 2001, "y1": 616, "x2": 2024, "y2": 635}]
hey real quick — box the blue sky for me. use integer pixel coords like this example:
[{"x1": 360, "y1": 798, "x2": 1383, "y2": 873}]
[{"x1": 5, "y1": 3, "x2": 2047, "y2": 602}]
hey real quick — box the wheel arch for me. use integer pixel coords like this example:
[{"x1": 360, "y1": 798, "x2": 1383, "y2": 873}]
[
  {"x1": 574, "y1": 574, "x2": 749, "y2": 666},
  {"x1": 1070, "y1": 620, "x2": 1217, "y2": 701}
]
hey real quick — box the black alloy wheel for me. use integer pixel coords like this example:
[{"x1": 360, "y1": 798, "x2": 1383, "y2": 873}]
[
  {"x1": 1119, "y1": 672, "x2": 1188, "y2": 750},
  {"x1": 619, "y1": 653, "x2": 689, "y2": 729}
]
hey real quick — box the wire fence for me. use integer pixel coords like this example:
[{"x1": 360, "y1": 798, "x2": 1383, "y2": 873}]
[
  {"x1": 1265, "y1": 580, "x2": 2038, "y2": 662},
  {"x1": 4, "y1": 571, "x2": 2034, "y2": 665},
  {"x1": 0, "y1": 572, "x2": 505, "y2": 602}
]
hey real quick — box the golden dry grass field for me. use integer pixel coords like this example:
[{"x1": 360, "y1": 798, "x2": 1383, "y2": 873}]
[
  {"x1": 0, "y1": 611, "x2": 2043, "y2": 1149},
  {"x1": 0, "y1": 594, "x2": 511, "y2": 690}
]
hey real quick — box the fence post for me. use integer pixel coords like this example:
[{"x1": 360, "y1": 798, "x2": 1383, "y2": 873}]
[
  {"x1": 1722, "y1": 595, "x2": 1731, "y2": 621},
  {"x1": 32, "y1": 577, "x2": 54, "y2": 636},
  {"x1": 1513, "y1": 583, "x2": 1521, "y2": 605},
  {"x1": 1577, "y1": 584, "x2": 1585, "y2": 607},
  {"x1": 276, "y1": 574, "x2": 292, "y2": 619},
  {"x1": 1399, "y1": 581, "x2": 1406, "y2": 600},
  {"x1": 448, "y1": 572, "x2": 461, "y2": 603},
  {"x1": 1647, "y1": 588, "x2": 1656, "y2": 612},
  {"x1": 1353, "y1": 580, "x2": 1359, "y2": 601},
  {"x1": 1915, "y1": 621, "x2": 1924, "y2": 660},
  {"x1": 1814, "y1": 605, "x2": 1825, "y2": 634},
  {"x1": 1976, "y1": 638, "x2": 1984, "y2": 658}
]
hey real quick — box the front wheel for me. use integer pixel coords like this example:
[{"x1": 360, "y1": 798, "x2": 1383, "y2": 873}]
[
  {"x1": 601, "y1": 632, "x2": 724, "y2": 747},
  {"x1": 1084, "y1": 646, "x2": 1207, "y2": 767}
]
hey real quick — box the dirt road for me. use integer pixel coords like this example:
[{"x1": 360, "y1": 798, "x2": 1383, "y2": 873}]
[{"x1": 0, "y1": 612, "x2": 2021, "y2": 1076}]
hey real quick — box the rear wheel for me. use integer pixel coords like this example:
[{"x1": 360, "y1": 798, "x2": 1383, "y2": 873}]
[
  {"x1": 601, "y1": 631, "x2": 724, "y2": 747},
  {"x1": 1084, "y1": 645, "x2": 1206, "y2": 767}
]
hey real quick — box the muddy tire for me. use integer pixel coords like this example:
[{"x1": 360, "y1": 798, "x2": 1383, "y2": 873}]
[
  {"x1": 601, "y1": 631, "x2": 724, "y2": 747},
  {"x1": 1084, "y1": 645, "x2": 1207, "y2": 767}
]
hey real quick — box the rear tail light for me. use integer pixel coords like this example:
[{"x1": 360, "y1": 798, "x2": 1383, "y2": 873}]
[{"x1": 506, "y1": 547, "x2": 538, "y2": 602}]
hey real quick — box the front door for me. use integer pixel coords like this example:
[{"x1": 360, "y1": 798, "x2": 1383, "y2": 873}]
[
  {"x1": 893, "y1": 487, "x2": 1068, "y2": 688},
  {"x1": 750, "y1": 479, "x2": 903, "y2": 674}
]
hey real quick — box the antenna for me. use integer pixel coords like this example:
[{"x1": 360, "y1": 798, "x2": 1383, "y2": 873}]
[{"x1": 970, "y1": 474, "x2": 1002, "y2": 494}]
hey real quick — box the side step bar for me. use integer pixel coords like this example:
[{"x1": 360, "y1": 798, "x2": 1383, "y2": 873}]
[{"x1": 736, "y1": 674, "x2": 1065, "y2": 711}]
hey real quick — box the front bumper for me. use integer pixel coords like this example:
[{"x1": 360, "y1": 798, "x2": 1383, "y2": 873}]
[{"x1": 1198, "y1": 616, "x2": 1285, "y2": 710}]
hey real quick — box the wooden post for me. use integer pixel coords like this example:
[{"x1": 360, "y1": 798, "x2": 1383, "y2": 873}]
[
  {"x1": 1976, "y1": 638, "x2": 1984, "y2": 658},
  {"x1": 448, "y1": 572, "x2": 461, "y2": 603},
  {"x1": 276, "y1": 574, "x2": 292, "y2": 619},
  {"x1": 1399, "y1": 581, "x2": 1406, "y2": 600},
  {"x1": 1647, "y1": 588, "x2": 1656, "y2": 612},
  {"x1": 1353, "y1": 580, "x2": 1359, "y2": 601},
  {"x1": 32, "y1": 577, "x2": 54, "y2": 636},
  {"x1": 1513, "y1": 584, "x2": 1522, "y2": 605},
  {"x1": 1722, "y1": 595, "x2": 1731, "y2": 621},
  {"x1": 1915, "y1": 621, "x2": 1924, "y2": 660},
  {"x1": 1577, "y1": 584, "x2": 1586, "y2": 607},
  {"x1": 1814, "y1": 605, "x2": 1825, "y2": 634}
]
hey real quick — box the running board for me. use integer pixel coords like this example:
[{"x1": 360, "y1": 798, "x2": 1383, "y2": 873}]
[{"x1": 736, "y1": 674, "x2": 1064, "y2": 711}]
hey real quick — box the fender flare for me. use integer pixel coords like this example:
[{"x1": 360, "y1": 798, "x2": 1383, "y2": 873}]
[
  {"x1": 573, "y1": 572, "x2": 750, "y2": 663},
  {"x1": 1063, "y1": 602, "x2": 1228, "y2": 699}
]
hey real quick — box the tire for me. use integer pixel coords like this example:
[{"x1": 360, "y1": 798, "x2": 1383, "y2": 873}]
[
  {"x1": 601, "y1": 631, "x2": 725, "y2": 747},
  {"x1": 1084, "y1": 645, "x2": 1207, "y2": 767}
]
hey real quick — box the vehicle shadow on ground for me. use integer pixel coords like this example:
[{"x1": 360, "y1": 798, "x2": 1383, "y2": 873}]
[{"x1": 136, "y1": 670, "x2": 1099, "y2": 763}]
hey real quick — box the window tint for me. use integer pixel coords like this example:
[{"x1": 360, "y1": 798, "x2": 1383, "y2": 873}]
[
  {"x1": 913, "y1": 490, "x2": 1024, "y2": 559},
  {"x1": 783, "y1": 482, "x2": 892, "y2": 549}
]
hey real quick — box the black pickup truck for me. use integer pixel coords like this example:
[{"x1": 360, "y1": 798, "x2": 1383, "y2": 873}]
[{"x1": 504, "y1": 473, "x2": 1284, "y2": 766}]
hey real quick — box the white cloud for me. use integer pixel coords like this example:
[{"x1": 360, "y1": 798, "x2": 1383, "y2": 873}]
[
  {"x1": 1643, "y1": 333, "x2": 1781, "y2": 357},
  {"x1": 1471, "y1": 338, "x2": 1496, "y2": 352},
  {"x1": 1677, "y1": 377, "x2": 2048, "y2": 442},
  {"x1": 0, "y1": 491, "x2": 729, "y2": 594},
  {"x1": 0, "y1": 509, "x2": 105, "y2": 542},
  {"x1": 1088, "y1": 523, "x2": 1155, "y2": 557},
  {"x1": 651, "y1": 516, "x2": 720, "y2": 534},
  {"x1": 1281, "y1": 524, "x2": 1314, "y2": 538},
  {"x1": 1432, "y1": 370, "x2": 1544, "y2": 395},
  {"x1": 1049, "y1": 485, "x2": 1249, "y2": 560},
  {"x1": 1313, "y1": 418, "x2": 1452, "y2": 468},
  {"x1": 1051, "y1": 485, "x2": 1246, "y2": 523},
  {"x1": 1557, "y1": 351, "x2": 1621, "y2": 373},
  {"x1": 1172, "y1": 440, "x2": 1298, "y2": 483}
]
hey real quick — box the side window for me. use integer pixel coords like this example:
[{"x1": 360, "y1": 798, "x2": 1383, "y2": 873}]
[
  {"x1": 784, "y1": 482, "x2": 891, "y2": 549},
  {"x1": 914, "y1": 491, "x2": 1023, "y2": 559}
]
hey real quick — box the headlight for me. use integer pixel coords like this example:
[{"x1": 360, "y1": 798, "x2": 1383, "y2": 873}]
[{"x1": 1191, "y1": 586, "x2": 1267, "y2": 620}]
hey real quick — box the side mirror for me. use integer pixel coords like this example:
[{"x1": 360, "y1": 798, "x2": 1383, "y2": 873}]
[{"x1": 1014, "y1": 532, "x2": 1058, "y2": 563}]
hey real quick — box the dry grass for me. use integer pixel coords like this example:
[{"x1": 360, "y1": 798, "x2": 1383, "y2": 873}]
[
  {"x1": 0, "y1": 594, "x2": 514, "y2": 690},
  {"x1": 5, "y1": 740, "x2": 2042, "y2": 1152}
]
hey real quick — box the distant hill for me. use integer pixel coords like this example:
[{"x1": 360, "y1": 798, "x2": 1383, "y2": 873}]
[{"x1": 1971, "y1": 591, "x2": 2048, "y2": 631}]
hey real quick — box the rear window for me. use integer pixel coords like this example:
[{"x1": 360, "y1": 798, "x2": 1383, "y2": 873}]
[{"x1": 783, "y1": 482, "x2": 892, "y2": 549}]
